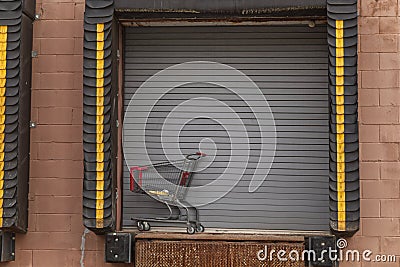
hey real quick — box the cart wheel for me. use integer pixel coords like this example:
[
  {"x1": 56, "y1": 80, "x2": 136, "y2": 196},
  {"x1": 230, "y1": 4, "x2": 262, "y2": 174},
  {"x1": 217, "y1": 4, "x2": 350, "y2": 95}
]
[
  {"x1": 187, "y1": 225, "x2": 196, "y2": 235},
  {"x1": 143, "y1": 221, "x2": 151, "y2": 231},
  {"x1": 137, "y1": 221, "x2": 145, "y2": 231},
  {"x1": 196, "y1": 224, "x2": 205, "y2": 233}
]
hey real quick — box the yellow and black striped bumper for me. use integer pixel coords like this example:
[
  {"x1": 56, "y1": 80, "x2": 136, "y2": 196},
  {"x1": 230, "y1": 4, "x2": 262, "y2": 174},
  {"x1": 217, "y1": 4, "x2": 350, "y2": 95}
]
[
  {"x1": 327, "y1": 0, "x2": 360, "y2": 235},
  {"x1": 83, "y1": 0, "x2": 116, "y2": 233}
]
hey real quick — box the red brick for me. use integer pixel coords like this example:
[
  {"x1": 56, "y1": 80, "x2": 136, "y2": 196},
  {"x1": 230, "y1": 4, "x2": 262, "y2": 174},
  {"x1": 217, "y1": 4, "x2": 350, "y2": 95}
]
[
  {"x1": 359, "y1": 125, "x2": 380, "y2": 142},
  {"x1": 363, "y1": 218, "x2": 399, "y2": 236},
  {"x1": 361, "y1": 0, "x2": 398, "y2": 17},
  {"x1": 35, "y1": 20, "x2": 83, "y2": 38},
  {"x1": 33, "y1": 250, "x2": 81, "y2": 267},
  {"x1": 361, "y1": 143, "x2": 399, "y2": 161},
  {"x1": 346, "y1": 236, "x2": 380, "y2": 253},
  {"x1": 361, "y1": 70, "x2": 399, "y2": 88},
  {"x1": 32, "y1": 32, "x2": 40, "y2": 52},
  {"x1": 380, "y1": 53, "x2": 400, "y2": 70},
  {"x1": 360, "y1": 35, "x2": 380, "y2": 52},
  {"x1": 32, "y1": 73, "x2": 40, "y2": 90},
  {"x1": 71, "y1": 108, "x2": 83, "y2": 125},
  {"x1": 40, "y1": 38, "x2": 75, "y2": 55},
  {"x1": 3, "y1": 250, "x2": 33, "y2": 267},
  {"x1": 30, "y1": 178, "x2": 82, "y2": 196},
  {"x1": 360, "y1": 162, "x2": 380, "y2": 180},
  {"x1": 70, "y1": 213, "x2": 85, "y2": 233},
  {"x1": 31, "y1": 107, "x2": 38, "y2": 122},
  {"x1": 30, "y1": 143, "x2": 39, "y2": 160},
  {"x1": 35, "y1": 55, "x2": 57, "y2": 73},
  {"x1": 379, "y1": 17, "x2": 400, "y2": 34},
  {"x1": 19, "y1": 232, "x2": 82, "y2": 250},
  {"x1": 42, "y1": 3, "x2": 75, "y2": 20},
  {"x1": 381, "y1": 200, "x2": 400, "y2": 217},
  {"x1": 362, "y1": 180, "x2": 399, "y2": 199},
  {"x1": 381, "y1": 237, "x2": 400, "y2": 255},
  {"x1": 379, "y1": 34, "x2": 399, "y2": 52},
  {"x1": 363, "y1": 260, "x2": 398, "y2": 267},
  {"x1": 360, "y1": 199, "x2": 380, "y2": 218},
  {"x1": 31, "y1": 196, "x2": 81, "y2": 214},
  {"x1": 338, "y1": 261, "x2": 361, "y2": 267},
  {"x1": 380, "y1": 89, "x2": 400, "y2": 106},
  {"x1": 73, "y1": 72, "x2": 83, "y2": 90},
  {"x1": 30, "y1": 160, "x2": 83, "y2": 179},
  {"x1": 381, "y1": 162, "x2": 400, "y2": 179},
  {"x1": 37, "y1": 143, "x2": 82, "y2": 160},
  {"x1": 361, "y1": 34, "x2": 398, "y2": 53},
  {"x1": 33, "y1": 73, "x2": 75, "y2": 90},
  {"x1": 359, "y1": 89, "x2": 380, "y2": 106},
  {"x1": 31, "y1": 125, "x2": 81, "y2": 142},
  {"x1": 359, "y1": 17, "x2": 380, "y2": 35},
  {"x1": 360, "y1": 107, "x2": 399, "y2": 124},
  {"x1": 359, "y1": 53, "x2": 380, "y2": 71},
  {"x1": 74, "y1": 3, "x2": 85, "y2": 20},
  {"x1": 28, "y1": 213, "x2": 37, "y2": 232},
  {"x1": 38, "y1": 107, "x2": 73, "y2": 125},
  {"x1": 73, "y1": 37, "x2": 83, "y2": 55},
  {"x1": 380, "y1": 125, "x2": 400, "y2": 142},
  {"x1": 36, "y1": 214, "x2": 71, "y2": 232},
  {"x1": 32, "y1": 90, "x2": 82, "y2": 108},
  {"x1": 56, "y1": 55, "x2": 83, "y2": 72}
]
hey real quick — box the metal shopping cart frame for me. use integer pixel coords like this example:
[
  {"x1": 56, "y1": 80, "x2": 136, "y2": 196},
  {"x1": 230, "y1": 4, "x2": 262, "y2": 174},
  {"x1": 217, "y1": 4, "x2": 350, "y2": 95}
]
[{"x1": 129, "y1": 152, "x2": 206, "y2": 234}]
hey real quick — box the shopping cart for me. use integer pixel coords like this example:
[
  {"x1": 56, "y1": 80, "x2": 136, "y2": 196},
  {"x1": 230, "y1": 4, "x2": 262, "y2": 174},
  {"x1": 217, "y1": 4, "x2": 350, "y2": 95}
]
[{"x1": 129, "y1": 152, "x2": 206, "y2": 234}]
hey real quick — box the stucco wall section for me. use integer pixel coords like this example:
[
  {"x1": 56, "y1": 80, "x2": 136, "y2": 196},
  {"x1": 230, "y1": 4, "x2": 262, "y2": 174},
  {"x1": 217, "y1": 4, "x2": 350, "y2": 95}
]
[
  {"x1": 1, "y1": 0, "x2": 126, "y2": 266},
  {"x1": 0, "y1": 0, "x2": 399, "y2": 266}
]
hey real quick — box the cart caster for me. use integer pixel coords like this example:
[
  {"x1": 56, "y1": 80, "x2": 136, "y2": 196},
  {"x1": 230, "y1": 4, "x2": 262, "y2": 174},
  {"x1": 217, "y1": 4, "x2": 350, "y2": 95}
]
[
  {"x1": 187, "y1": 225, "x2": 196, "y2": 235},
  {"x1": 196, "y1": 224, "x2": 205, "y2": 233},
  {"x1": 143, "y1": 221, "x2": 151, "y2": 231},
  {"x1": 137, "y1": 221, "x2": 151, "y2": 232}
]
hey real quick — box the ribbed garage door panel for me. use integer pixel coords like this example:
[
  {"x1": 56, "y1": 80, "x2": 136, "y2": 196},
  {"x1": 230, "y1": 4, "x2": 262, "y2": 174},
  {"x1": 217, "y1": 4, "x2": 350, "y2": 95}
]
[{"x1": 122, "y1": 25, "x2": 329, "y2": 231}]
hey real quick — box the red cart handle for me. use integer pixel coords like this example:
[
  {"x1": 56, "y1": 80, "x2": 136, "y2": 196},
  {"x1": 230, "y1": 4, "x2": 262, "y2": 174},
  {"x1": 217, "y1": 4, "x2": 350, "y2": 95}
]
[
  {"x1": 129, "y1": 166, "x2": 147, "y2": 191},
  {"x1": 186, "y1": 152, "x2": 207, "y2": 160}
]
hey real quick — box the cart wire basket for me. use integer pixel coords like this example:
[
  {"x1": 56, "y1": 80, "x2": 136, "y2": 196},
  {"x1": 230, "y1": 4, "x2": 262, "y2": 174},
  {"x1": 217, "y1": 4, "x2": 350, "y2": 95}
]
[{"x1": 129, "y1": 152, "x2": 206, "y2": 234}]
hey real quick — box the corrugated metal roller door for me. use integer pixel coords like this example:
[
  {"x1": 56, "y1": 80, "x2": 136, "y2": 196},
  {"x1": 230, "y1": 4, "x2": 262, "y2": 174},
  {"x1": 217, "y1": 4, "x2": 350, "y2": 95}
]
[{"x1": 122, "y1": 25, "x2": 329, "y2": 231}]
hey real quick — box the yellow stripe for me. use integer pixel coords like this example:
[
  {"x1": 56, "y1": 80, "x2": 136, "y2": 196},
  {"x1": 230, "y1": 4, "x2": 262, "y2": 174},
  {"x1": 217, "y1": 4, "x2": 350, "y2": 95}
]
[
  {"x1": 96, "y1": 199, "x2": 104, "y2": 209},
  {"x1": 96, "y1": 124, "x2": 103, "y2": 134},
  {"x1": 95, "y1": 24, "x2": 105, "y2": 228},
  {"x1": 96, "y1": 69, "x2": 104, "y2": 78},
  {"x1": 336, "y1": 20, "x2": 346, "y2": 232},
  {"x1": 97, "y1": 24, "x2": 104, "y2": 33},
  {"x1": 96, "y1": 190, "x2": 104, "y2": 200},
  {"x1": 96, "y1": 41, "x2": 104, "y2": 51},
  {"x1": 96, "y1": 50, "x2": 104, "y2": 60},
  {"x1": 96, "y1": 181, "x2": 105, "y2": 191},
  {"x1": 96, "y1": 59, "x2": 104, "y2": 70},
  {"x1": 96, "y1": 171, "x2": 104, "y2": 181},
  {"x1": 0, "y1": 26, "x2": 6, "y2": 228},
  {"x1": 96, "y1": 152, "x2": 104, "y2": 162}
]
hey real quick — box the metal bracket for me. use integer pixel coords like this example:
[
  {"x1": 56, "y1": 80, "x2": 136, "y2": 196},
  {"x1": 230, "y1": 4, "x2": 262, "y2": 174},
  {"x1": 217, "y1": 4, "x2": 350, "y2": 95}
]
[
  {"x1": 29, "y1": 121, "x2": 37, "y2": 128},
  {"x1": 0, "y1": 232, "x2": 15, "y2": 262},
  {"x1": 105, "y1": 233, "x2": 133, "y2": 263},
  {"x1": 307, "y1": 236, "x2": 337, "y2": 267},
  {"x1": 31, "y1": 51, "x2": 38, "y2": 58}
]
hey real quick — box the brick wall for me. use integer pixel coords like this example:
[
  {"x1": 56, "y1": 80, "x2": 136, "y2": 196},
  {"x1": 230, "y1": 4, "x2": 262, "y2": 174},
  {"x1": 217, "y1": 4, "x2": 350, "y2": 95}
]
[
  {"x1": 2, "y1": 0, "x2": 126, "y2": 266},
  {"x1": 0, "y1": 0, "x2": 399, "y2": 266}
]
